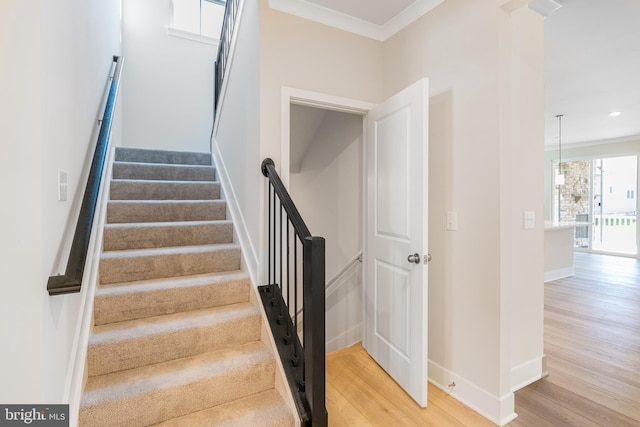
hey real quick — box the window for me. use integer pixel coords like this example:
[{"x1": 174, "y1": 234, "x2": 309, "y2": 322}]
[{"x1": 169, "y1": 0, "x2": 225, "y2": 41}]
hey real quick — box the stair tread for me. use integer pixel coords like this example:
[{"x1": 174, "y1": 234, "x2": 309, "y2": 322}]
[
  {"x1": 152, "y1": 389, "x2": 293, "y2": 427},
  {"x1": 90, "y1": 302, "x2": 259, "y2": 344},
  {"x1": 108, "y1": 199, "x2": 224, "y2": 205},
  {"x1": 97, "y1": 270, "x2": 249, "y2": 293},
  {"x1": 103, "y1": 219, "x2": 232, "y2": 229},
  {"x1": 114, "y1": 148, "x2": 212, "y2": 166},
  {"x1": 101, "y1": 243, "x2": 240, "y2": 259},
  {"x1": 114, "y1": 161, "x2": 214, "y2": 169},
  {"x1": 111, "y1": 178, "x2": 219, "y2": 184},
  {"x1": 94, "y1": 271, "x2": 251, "y2": 325},
  {"x1": 82, "y1": 341, "x2": 272, "y2": 405}
]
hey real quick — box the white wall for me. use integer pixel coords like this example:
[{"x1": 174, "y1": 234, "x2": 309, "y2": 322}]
[
  {"x1": 259, "y1": 0, "x2": 385, "y2": 167},
  {"x1": 382, "y1": 1, "x2": 544, "y2": 423},
  {"x1": 289, "y1": 109, "x2": 363, "y2": 351},
  {"x1": 213, "y1": 0, "x2": 262, "y2": 282},
  {"x1": 0, "y1": 0, "x2": 120, "y2": 403},
  {"x1": 122, "y1": 0, "x2": 216, "y2": 152},
  {"x1": 290, "y1": 110, "x2": 362, "y2": 278},
  {"x1": 220, "y1": 0, "x2": 384, "y2": 283},
  {"x1": 500, "y1": 6, "x2": 545, "y2": 395}
]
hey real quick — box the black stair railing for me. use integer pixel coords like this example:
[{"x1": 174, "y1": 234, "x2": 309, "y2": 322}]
[
  {"x1": 260, "y1": 158, "x2": 328, "y2": 427},
  {"x1": 214, "y1": 0, "x2": 240, "y2": 111},
  {"x1": 47, "y1": 55, "x2": 123, "y2": 296}
]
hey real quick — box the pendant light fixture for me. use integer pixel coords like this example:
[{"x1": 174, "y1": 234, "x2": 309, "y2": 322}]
[{"x1": 555, "y1": 114, "x2": 565, "y2": 186}]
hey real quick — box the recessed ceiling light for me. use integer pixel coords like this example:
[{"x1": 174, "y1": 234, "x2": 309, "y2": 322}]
[{"x1": 609, "y1": 111, "x2": 621, "y2": 117}]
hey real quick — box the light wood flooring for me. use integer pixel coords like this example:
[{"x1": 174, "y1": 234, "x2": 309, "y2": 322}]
[
  {"x1": 510, "y1": 252, "x2": 640, "y2": 426},
  {"x1": 326, "y1": 343, "x2": 495, "y2": 426},
  {"x1": 326, "y1": 252, "x2": 640, "y2": 426}
]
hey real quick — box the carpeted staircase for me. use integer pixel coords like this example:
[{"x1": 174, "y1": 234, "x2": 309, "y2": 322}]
[{"x1": 79, "y1": 147, "x2": 294, "y2": 427}]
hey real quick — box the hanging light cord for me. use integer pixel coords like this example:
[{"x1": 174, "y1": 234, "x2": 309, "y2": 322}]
[
  {"x1": 556, "y1": 114, "x2": 564, "y2": 222},
  {"x1": 556, "y1": 114, "x2": 563, "y2": 174}
]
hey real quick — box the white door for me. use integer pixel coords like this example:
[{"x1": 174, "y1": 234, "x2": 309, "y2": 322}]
[{"x1": 363, "y1": 78, "x2": 429, "y2": 407}]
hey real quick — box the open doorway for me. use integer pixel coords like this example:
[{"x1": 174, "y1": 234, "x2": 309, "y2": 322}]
[
  {"x1": 286, "y1": 102, "x2": 366, "y2": 353},
  {"x1": 553, "y1": 155, "x2": 638, "y2": 256}
]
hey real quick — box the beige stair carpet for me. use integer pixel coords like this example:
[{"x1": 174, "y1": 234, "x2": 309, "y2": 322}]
[{"x1": 80, "y1": 147, "x2": 293, "y2": 427}]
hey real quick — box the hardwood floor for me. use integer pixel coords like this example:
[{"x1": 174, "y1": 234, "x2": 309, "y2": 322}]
[
  {"x1": 326, "y1": 252, "x2": 640, "y2": 426},
  {"x1": 510, "y1": 252, "x2": 640, "y2": 426},
  {"x1": 326, "y1": 343, "x2": 495, "y2": 426}
]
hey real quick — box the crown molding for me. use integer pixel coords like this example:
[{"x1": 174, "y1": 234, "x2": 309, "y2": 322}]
[
  {"x1": 501, "y1": 0, "x2": 562, "y2": 17},
  {"x1": 269, "y1": 0, "x2": 445, "y2": 42},
  {"x1": 529, "y1": 0, "x2": 563, "y2": 18},
  {"x1": 544, "y1": 133, "x2": 640, "y2": 151}
]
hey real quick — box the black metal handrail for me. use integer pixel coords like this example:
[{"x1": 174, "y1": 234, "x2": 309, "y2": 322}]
[
  {"x1": 47, "y1": 56, "x2": 123, "y2": 296},
  {"x1": 214, "y1": 0, "x2": 240, "y2": 111},
  {"x1": 260, "y1": 158, "x2": 327, "y2": 427}
]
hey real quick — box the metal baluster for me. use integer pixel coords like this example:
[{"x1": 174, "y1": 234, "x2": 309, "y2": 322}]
[
  {"x1": 278, "y1": 202, "x2": 284, "y2": 324},
  {"x1": 268, "y1": 183, "x2": 271, "y2": 286},
  {"x1": 285, "y1": 218, "x2": 291, "y2": 344},
  {"x1": 292, "y1": 235, "x2": 299, "y2": 367},
  {"x1": 271, "y1": 187, "x2": 277, "y2": 306}
]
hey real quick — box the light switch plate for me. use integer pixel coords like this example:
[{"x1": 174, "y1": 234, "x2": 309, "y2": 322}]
[
  {"x1": 58, "y1": 170, "x2": 68, "y2": 202},
  {"x1": 447, "y1": 211, "x2": 458, "y2": 231},
  {"x1": 524, "y1": 211, "x2": 535, "y2": 230}
]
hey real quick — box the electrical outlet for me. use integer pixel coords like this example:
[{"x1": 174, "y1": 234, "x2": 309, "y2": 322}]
[{"x1": 58, "y1": 170, "x2": 68, "y2": 202}]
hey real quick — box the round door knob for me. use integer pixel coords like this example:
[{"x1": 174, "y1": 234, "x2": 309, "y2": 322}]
[{"x1": 407, "y1": 253, "x2": 420, "y2": 264}]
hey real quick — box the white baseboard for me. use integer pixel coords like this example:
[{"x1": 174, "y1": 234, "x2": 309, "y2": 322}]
[
  {"x1": 326, "y1": 323, "x2": 362, "y2": 353},
  {"x1": 211, "y1": 142, "x2": 259, "y2": 285},
  {"x1": 510, "y1": 356, "x2": 543, "y2": 392},
  {"x1": 544, "y1": 266, "x2": 574, "y2": 282},
  {"x1": 64, "y1": 146, "x2": 115, "y2": 427},
  {"x1": 428, "y1": 360, "x2": 516, "y2": 426}
]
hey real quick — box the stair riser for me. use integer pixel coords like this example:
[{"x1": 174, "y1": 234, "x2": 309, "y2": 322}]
[
  {"x1": 100, "y1": 248, "x2": 241, "y2": 284},
  {"x1": 152, "y1": 390, "x2": 294, "y2": 427},
  {"x1": 94, "y1": 278, "x2": 250, "y2": 326},
  {"x1": 80, "y1": 358, "x2": 275, "y2": 426},
  {"x1": 107, "y1": 201, "x2": 227, "y2": 223},
  {"x1": 112, "y1": 162, "x2": 216, "y2": 181},
  {"x1": 115, "y1": 148, "x2": 211, "y2": 166},
  {"x1": 103, "y1": 222, "x2": 233, "y2": 251},
  {"x1": 88, "y1": 312, "x2": 261, "y2": 376},
  {"x1": 110, "y1": 181, "x2": 221, "y2": 201}
]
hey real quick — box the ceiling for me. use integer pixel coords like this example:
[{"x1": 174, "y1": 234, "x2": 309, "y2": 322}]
[
  {"x1": 274, "y1": 0, "x2": 640, "y2": 148},
  {"x1": 544, "y1": 0, "x2": 640, "y2": 147}
]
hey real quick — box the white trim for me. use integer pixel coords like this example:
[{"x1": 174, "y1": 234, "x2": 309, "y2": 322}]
[
  {"x1": 528, "y1": 0, "x2": 563, "y2": 17},
  {"x1": 544, "y1": 133, "x2": 640, "y2": 152},
  {"x1": 65, "y1": 146, "x2": 116, "y2": 427},
  {"x1": 510, "y1": 356, "x2": 543, "y2": 392},
  {"x1": 326, "y1": 323, "x2": 362, "y2": 353},
  {"x1": 380, "y1": 0, "x2": 446, "y2": 41},
  {"x1": 428, "y1": 360, "x2": 517, "y2": 426},
  {"x1": 268, "y1": 0, "x2": 444, "y2": 42},
  {"x1": 544, "y1": 266, "x2": 574, "y2": 282},
  {"x1": 211, "y1": 143, "x2": 259, "y2": 286},
  {"x1": 280, "y1": 86, "x2": 375, "y2": 189},
  {"x1": 248, "y1": 279, "x2": 301, "y2": 427},
  {"x1": 166, "y1": 26, "x2": 219, "y2": 46}
]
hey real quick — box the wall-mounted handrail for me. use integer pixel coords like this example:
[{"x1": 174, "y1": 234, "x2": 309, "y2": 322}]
[
  {"x1": 260, "y1": 158, "x2": 327, "y2": 427},
  {"x1": 325, "y1": 250, "x2": 362, "y2": 293},
  {"x1": 47, "y1": 56, "x2": 123, "y2": 296},
  {"x1": 214, "y1": 0, "x2": 240, "y2": 111}
]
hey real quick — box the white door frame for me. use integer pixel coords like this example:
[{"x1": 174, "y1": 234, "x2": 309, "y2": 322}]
[{"x1": 279, "y1": 87, "x2": 376, "y2": 189}]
